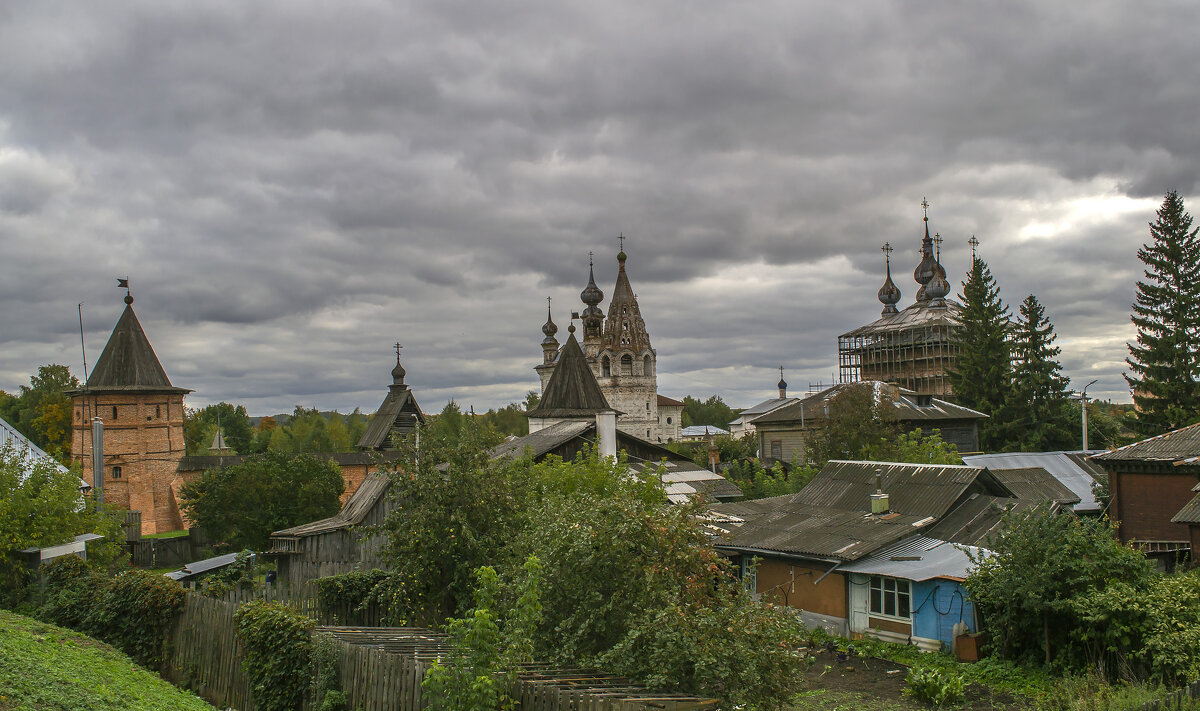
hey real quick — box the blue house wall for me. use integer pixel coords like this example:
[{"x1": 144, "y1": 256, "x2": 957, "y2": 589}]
[{"x1": 911, "y1": 579, "x2": 977, "y2": 648}]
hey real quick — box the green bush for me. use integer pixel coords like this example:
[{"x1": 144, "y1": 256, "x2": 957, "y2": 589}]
[
  {"x1": 316, "y1": 568, "x2": 406, "y2": 625},
  {"x1": 905, "y1": 665, "x2": 966, "y2": 707},
  {"x1": 34, "y1": 557, "x2": 185, "y2": 670},
  {"x1": 310, "y1": 632, "x2": 344, "y2": 711},
  {"x1": 235, "y1": 600, "x2": 316, "y2": 711}
]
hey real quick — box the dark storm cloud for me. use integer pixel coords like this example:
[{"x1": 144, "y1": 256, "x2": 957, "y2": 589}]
[{"x1": 1, "y1": 0, "x2": 1195, "y2": 411}]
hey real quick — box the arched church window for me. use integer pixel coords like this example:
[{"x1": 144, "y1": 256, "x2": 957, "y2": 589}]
[
  {"x1": 621, "y1": 354, "x2": 633, "y2": 376},
  {"x1": 643, "y1": 355, "x2": 652, "y2": 376},
  {"x1": 601, "y1": 356, "x2": 611, "y2": 377}
]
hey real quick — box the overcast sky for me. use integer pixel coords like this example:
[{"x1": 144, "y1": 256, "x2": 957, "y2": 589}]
[{"x1": 2, "y1": 1, "x2": 1196, "y2": 417}]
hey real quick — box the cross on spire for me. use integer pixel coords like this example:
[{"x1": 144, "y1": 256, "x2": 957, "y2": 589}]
[
  {"x1": 618, "y1": 233, "x2": 625, "y2": 253},
  {"x1": 588, "y1": 250, "x2": 594, "y2": 267},
  {"x1": 921, "y1": 197, "x2": 930, "y2": 222},
  {"x1": 881, "y1": 242, "x2": 893, "y2": 264},
  {"x1": 968, "y1": 235, "x2": 980, "y2": 259},
  {"x1": 393, "y1": 342, "x2": 403, "y2": 364},
  {"x1": 933, "y1": 232, "x2": 943, "y2": 260}
]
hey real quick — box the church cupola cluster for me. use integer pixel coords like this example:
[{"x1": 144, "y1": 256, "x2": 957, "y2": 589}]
[
  {"x1": 534, "y1": 235, "x2": 671, "y2": 441},
  {"x1": 912, "y1": 198, "x2": 951, "y2": 306}
]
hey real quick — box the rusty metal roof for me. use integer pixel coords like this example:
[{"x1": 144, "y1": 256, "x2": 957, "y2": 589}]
[
  {"x1": 791, "y1": 460, "x2": 1007, "y2": 520},
  {"x1": 715, "y1": 502, "x2": 935, "y2": 561},
  {"x1": 751, "y1": 382, "x2": 984, "y2": 426},
  {"x1": 1092, "y1": 423, "x2": 1200, "y2": 465}
]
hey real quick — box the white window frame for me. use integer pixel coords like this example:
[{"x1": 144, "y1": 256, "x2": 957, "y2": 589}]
[
  {"x1": 741, "y1": 556, "x2": 759, "y2": 595},
  {"x1": 868, "y1": 576, "x2": 912, "y2": 620}
]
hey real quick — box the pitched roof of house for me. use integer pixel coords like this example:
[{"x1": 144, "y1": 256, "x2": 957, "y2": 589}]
[
  {"x1": 962, "y1": 451, "x2": 1104, "y2": 512},
  {"x1": 987, "y1": 467, "x2": 1080, "y2": 507},
  {"x1": 789, "y1": 460, "x2": 1009, "y2": 520},
  {"x1": 490, "y1": 420, "x2": 594, "y2": 460},
  {"x1": 735, "y1": 397, "x2": 796, "y2": 420},
  {"x1": 1091, "y1": 423, "x2": 1200, "y2": 466},
  {"x1": 839, "y1": 298, "x2": 963, "y2": 338},
  {"x1": 79, "y1": 300, "x2": 189, "y2": 394},
  {"x1": 923, "y1": 493, "x2": 1027, "y2": 547},
  {"x1": 715, "y1": 502, "x2": 935, "y2": 561},
  {"x1": 750, "y1": 382, "x2": 984, "y2": 426},
  {"x1": 681, "y1": 425, "x2": 729, "y2": 438},
  {"x1": 525, "y1": 332, "x2": 614, "y2": 419},
  {"x1": 657, "y1": 394, "x2": 685, "y2": 407}
]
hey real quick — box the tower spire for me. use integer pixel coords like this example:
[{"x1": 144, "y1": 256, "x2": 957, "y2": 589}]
[
  {"x1": 580, "y1": 252, "x2": 605, "y2": 341},
  {"x1": 878, "y1": 242, "x2": 901, "y2": 316},
  {"x1": 541, "y1": 297, "x2": 559, "y2": 364},
  {"x1": 391, "y1": 342, "x2": 406, "y2": 386},
  {"x1": 777, "y1": 366, "x2": 788, "y2": 399},
  {"x1": 914, "y1": 198, "x2": 940, "y2": 302}
]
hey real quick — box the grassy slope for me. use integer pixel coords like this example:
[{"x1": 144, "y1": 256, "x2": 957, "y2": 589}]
[{"x1": 0, "y1": 609, "x2": 215, "y2": 711}]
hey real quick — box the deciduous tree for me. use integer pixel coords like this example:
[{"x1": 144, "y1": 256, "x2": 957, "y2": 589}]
[
  {"x1": 0, "y1": 364, "x2": 80, "y2": 463},
  {"x1": 179, "y1": 451, "x2": 344, "y2": 551},
  {"x1": 1126, "y1": 190, "x2": 1200, "y2": 434}
]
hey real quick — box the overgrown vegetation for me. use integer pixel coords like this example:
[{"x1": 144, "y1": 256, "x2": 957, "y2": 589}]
[
  {"x1": 32, "y1": 555, "x2": 187, "y2": 670},
  {"x1": 0, "y1": 608, "x2": 215, "y2": 711},
  {"x1": 358, "y1": 420, "x2": 807, "y2": 708},
  {"x1": 966, "y1": 506, "x2": 1200, "y2": 684},
  {"x1": 0, "y1": 363, "x2": 80, "y2": 463},
  {"x1": 905, "y1": 666, "x2": 966, "y2": 707},
  {"x1": 180, "y1": 450, "x2": 345, "y2": 551},
  {"x1": 0, "y1": 439, "x2": 128, "y2": 595},
  {"x1": 235, "y1": 600, "x2": 316, "y2": 711}
]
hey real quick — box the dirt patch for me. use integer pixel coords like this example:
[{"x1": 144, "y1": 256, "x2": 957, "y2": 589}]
[{"x1": 795, "y1": 649, "x2": 1025, "y2": 711}]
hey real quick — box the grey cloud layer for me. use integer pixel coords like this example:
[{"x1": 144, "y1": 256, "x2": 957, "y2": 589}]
[{"x1": 1, "y1": 0, "x2": 1194, "y2": 413}]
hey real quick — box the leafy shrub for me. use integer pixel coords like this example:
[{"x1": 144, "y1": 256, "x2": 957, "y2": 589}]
[
  {"x1": 310, "y1": 632, "x2": 344, "y2": 711},
  {"x1": 235, "y1": 601, "x2": 315, "y2": 711},
  {"x1": 316, "y1": 568, "x2": 406, "y2": 625},
  {"x1": 905, "y1": 665, "x2": 966, "y2": 707},
  {"x1": 87, "y1": 568, "x2": 187, "y2": 669},
  {"x1": 198, "y1": 549, "x2": 259, "y2": 598},
  {"x1": 34, "y1": 558, "x2": 185, "y2": 670}
]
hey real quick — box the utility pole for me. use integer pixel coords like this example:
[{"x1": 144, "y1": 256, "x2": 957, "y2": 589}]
[
  {"x1": 1079, "y1": 380, "x2": 1098, "y2": 451},
  {"x1": 91, "y1": 417, "x2": 104, "y2": 507}
]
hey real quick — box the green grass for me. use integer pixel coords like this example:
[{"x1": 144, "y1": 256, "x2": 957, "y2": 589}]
[
  {"x1": 0, "y1": 609, "x2": 215, "y2": 711},
  {"x1": 141, "y1": 528, "x2": 189, "y2": 539},
  {"x1": 789, "y1": 689, "x2": 907, "y2": 711}
]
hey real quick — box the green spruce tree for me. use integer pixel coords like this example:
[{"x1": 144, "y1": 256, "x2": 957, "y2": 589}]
[
  {"x1": 948, "y1": 257, "x2": 1012, "y2": 450},
  {"x1": 1126, "y1": 190, "x2": 1200, "y2": 435},
  {"x1": 1001, "y1": 294, "x2": 1075, "y2": 451}
]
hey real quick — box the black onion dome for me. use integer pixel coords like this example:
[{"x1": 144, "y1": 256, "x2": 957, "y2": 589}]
[
  {"x1": 777, "y1": 376, "x2": 788, "y2": 391},
  {"x1": 392, "y1": 360, "x2": 406, "y2": 384},
  {"x1": 542, "y1": 307, "x2": 558, "y2": 339},
  {"x1": 925, "y1": 260, "x2": 950, "y2": 302},
  {"x1": 878, "y1": 270, "x2": 902, "y2": 315},
  {"x1": 581, "y1": 262, "x2": 604, "y2": 307}
]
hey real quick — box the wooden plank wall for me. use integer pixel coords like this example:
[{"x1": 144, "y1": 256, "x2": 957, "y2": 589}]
[{"x1": 166, "y1": 590, "x2": 719, "y2": 711}]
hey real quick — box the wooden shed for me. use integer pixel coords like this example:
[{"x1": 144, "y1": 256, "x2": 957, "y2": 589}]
[{"x1": 265, "y1": 471, "x2": 395, "y2": 586}]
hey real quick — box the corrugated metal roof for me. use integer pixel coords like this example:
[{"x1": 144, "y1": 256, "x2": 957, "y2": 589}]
[
  {"x1": 272, "y1": 471, "x2": 392, "y2": 537},
  {"x1": 962, "y1": 451, "x2": 1102, "y2": 512},
  {"x1": 737, "y1": 397, "x2": 797, "y2": 418},
  {"x1": 988, "y1": 467, "x2": 1079, "y2": 506},
  {"x1": 924, "y1": 493, "x2": 1035, "y2": 547},
  {"x1": 716, "y1": 503, "x2": 935, "y2": 561},
  {"x1": 839, "y1": 535, "x2": 987, "y2": 581},
  {"x1": 631, "y1": 460, "x2": 743, "y2": 502},
  {"x1": 1171, "y1": 493, "x2": 1200, "y2": 524},
  {"x1": 1092, "y1": 423, "x2": 1200, "y2": 465},
  {"x1": 681, "y1": 425, "x2": 729, "y2": 437},
  {"x1": 791, "y1": 460, "x2": 1003, "y2": 520},
  {"x1": 1, "y1": 417, "x2": 73, "y2": 480}
]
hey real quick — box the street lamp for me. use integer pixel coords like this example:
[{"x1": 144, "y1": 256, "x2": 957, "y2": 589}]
[{"x1": 1078, "y1": 379, "x2": 1098, "y2": 451}]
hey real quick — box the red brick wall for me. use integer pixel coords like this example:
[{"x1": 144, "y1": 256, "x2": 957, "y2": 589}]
[
  {"x1": 71, "y1": 392, "x2": 186, "y2": 535},
  {"x1": 1110, "y1": 470, "x2": 1196, "y2": 544}
]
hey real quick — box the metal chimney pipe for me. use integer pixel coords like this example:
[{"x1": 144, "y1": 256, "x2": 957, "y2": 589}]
[{"x1": 91, "y1": 417, "x2": 104, "y2": 506}]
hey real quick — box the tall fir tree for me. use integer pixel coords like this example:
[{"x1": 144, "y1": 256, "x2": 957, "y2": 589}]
[
  {"x1": 1001, "y1": 294, "x2": 1076, "y2": 451},
  {"x1": 1126, "y1": 191, "x2": 1200, "y2": 435},
  {"x1": 948, "y1": 257, "x2": 1012, "y2": 450}
]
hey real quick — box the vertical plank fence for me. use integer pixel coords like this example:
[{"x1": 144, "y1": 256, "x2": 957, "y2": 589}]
[
  {"x1": 1138, "y1": 679, "x2": 1200, "y2": 711},
  {"x1": 165, "y1": 593, "x2": 256, "y2": 711}
]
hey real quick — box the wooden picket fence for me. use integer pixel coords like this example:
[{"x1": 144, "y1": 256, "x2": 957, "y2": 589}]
[
  {"x1": 1138, "y1": 679, "x2": 1200, "y2": 711},
  {"x1": 165, "y1": 590, "x2": 720, "y2": 711}
]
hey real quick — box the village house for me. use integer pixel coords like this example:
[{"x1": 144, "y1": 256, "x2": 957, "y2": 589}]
[
  {"x1": 749, "y1": 381, "x2": 987, "y2": 466},
  {"x1": 1092, "y1": 422, "x2": 1200, "y2": 566},
  {"x1": 711, "y1": 459, "x2": 1076, "y2": 650}
]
